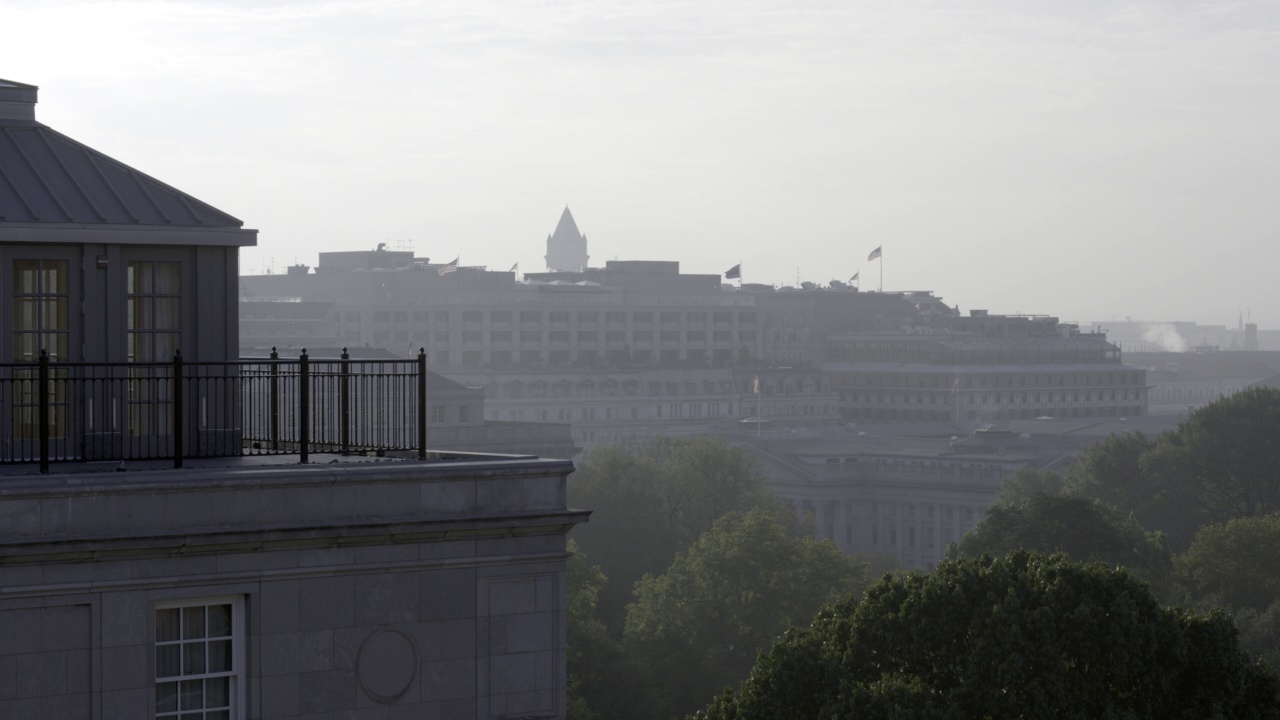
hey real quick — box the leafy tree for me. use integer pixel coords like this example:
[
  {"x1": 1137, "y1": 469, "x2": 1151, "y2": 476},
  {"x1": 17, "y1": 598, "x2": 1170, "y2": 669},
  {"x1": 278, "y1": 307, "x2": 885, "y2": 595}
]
[
  {"x1": 949, "y1": 495, "x2": 1172, "y2": 593},
  {"x1": 1145, "y1": 388, "x2": 1280, "y2": 531},
  {"x1": 1061, "y1": 430, "x2": 1156, "y2": 513},
  {"x1": 565, "y1": 540, "x2": 656, "y2": 720},
  {"x1": 1175, "y1": 512, "x2": 1280, "y2": 612},
  {"x1": 694, "y1": 552, "x2": 1280, "y2": 720},
  {"x1": 996, "y1": 467, "x2": 1063, "y2": 506},
  {"x1": 625, "y1": 507, "x2": 867, "y2": 720},
  {"x1": 1174, "y1": 513, "x2": 1280, "y2": 667},
  {"x1": 1065, "y1": 388, "x2": 1280, "y2": 551},
  {"x1": 569, "y1": 436, "x2": 775, "y2": 626}
]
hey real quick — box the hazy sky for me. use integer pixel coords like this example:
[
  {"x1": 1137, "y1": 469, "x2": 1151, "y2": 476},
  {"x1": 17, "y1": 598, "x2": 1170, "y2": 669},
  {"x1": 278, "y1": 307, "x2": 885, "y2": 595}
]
[{"x1": 5, "y1": 0, "x2": 1278, "y2": 326}]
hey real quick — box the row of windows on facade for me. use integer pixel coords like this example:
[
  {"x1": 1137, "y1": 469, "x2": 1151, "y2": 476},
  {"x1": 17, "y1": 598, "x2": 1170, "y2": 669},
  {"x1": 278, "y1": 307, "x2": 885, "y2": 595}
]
[
  {"x1": 422, "y1": 348, "x2": 745, "y2": 367},
  {"x1": 345, "y1": 310, "x2": 761, "y2": 325},
  {"x1": 843, "y1": 405, "x2": 1145, "y2": 422},
  {"x1": 840, "y1": 388, "x2": 1145, "y2": 404},
  {"x1": 837, "y1": 371, "x2": 1143, "y2": 389},
  {"x1": 486, "y1": 378, "x2": 824, "y2": 400},
  {"x1": 835, "y1": 338, "x2": 1116, "y2": 357},
  {"x1": 348, "y1": 330, "x2": 761, "y2": 344},
  {"x1": 495, "y1": 402, "x2": 836, "y2": 422},
  {"x1": 428, "y1": 404, "x2": 472, "y2": 424}
]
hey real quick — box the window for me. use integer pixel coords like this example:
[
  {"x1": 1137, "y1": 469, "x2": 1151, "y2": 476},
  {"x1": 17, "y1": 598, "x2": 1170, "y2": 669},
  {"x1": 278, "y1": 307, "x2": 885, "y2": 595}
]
[
  {"x1": 128, "y1": 261, "x2": 181, "y2": 362},
  {"x1": 430, "y1": 405, "x2": 446, "y2": 423},
  {"x1": 11, "y1": 259, "x2": 71, "y2": 439},
  {"x1": 459, "y1": 405, "x2": 471, "y2": 423},
  {"x1": 154, "y1": 597, "x2": 243, "y2": 720}
]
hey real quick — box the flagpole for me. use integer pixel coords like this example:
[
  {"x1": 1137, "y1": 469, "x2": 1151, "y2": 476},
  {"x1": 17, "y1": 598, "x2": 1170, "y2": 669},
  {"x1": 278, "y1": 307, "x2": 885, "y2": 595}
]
[{"x1": 879, "y1": 251, "x2": 883, "y2": 293}]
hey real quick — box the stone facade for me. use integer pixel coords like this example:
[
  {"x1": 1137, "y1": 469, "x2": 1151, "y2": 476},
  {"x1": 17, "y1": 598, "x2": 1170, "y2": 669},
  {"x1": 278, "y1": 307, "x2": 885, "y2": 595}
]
[{"x1": 0, "y1": 455, "x2": 584, "y2": 719}]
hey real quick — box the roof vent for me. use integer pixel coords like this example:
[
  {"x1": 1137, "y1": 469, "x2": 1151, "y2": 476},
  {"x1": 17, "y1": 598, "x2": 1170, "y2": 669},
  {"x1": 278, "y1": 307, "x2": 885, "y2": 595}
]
[{"x1": 0, "y1": 78, "x2": 38, "y2": 123}]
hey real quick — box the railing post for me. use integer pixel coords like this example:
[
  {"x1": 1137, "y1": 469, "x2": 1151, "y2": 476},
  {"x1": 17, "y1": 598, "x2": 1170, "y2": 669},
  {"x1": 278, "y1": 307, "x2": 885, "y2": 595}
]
[
  {"x1": 269, "y1": 346, "x2": 280, "y2": 451},
  {"x1": 340, "y1": 347, "x2": 350, "y2": 455},
  {"x1": 299, "y1": 349, "x2": 310, "y2": 464},
  {"x1": 38, "y1": 349, "x2": 49, "y2": 474},
  {"x1": 417, "y1": 347, "x2": 427, "y2": 460},
  {"x1": 173, "y1": 350, "x2": 184, "y2": 469}
]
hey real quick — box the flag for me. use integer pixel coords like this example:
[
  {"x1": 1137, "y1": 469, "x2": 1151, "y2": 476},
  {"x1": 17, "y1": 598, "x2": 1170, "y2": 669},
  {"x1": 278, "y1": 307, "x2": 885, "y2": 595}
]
[
  {"x1": 438, "y1": 257, "x2": 458, "y2": 275},
  {"x1": 850, "y1": 271, "x2": 859, "y2": 283},
  {"x1": 725, "y1": 263, "x2": 741, "y2": 280},
  {"x1": 509, "y1": 262, "x2": 519, "y2": 273},
  {"x1": 753, "y1": 375, "x2": 760, "y2": 394},
  {"x1": 867, "y1": 246, "x2": 882, "y2": 261}
]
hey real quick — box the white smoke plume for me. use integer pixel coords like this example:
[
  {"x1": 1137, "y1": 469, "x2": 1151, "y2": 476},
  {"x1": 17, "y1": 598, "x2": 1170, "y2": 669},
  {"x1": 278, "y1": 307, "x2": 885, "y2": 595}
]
[{"x1": 1142, "y1": 323, "x2": 1187, "y2": 352}]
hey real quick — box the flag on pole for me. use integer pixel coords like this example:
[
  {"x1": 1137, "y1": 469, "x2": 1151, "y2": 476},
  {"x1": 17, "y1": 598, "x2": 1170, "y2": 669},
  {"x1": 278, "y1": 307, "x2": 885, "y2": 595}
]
[
  {"x1": 867, "y1": 246, "x2": 882, "y2": 261},
  {"x1": 438, "y1": 257, "x2": 459, "y2": 275},
  {"x1": 725, "y1": 263, "x2": 742, "y2": 280},
  {"x1": 509, "y1": 262, "x2": 519, "y2": 273},
  {"x1": 850, "y1": 271, "x2": 859, "y2": 283},
  {"x1": 753, "y1": 375, "x2": 760, "y2": 394}
]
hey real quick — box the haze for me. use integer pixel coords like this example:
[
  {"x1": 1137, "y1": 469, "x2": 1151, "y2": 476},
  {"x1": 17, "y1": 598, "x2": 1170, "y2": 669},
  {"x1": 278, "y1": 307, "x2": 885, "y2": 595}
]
[{"x1": 5, "y1": 0, "x2": 1277, "y2": 325}]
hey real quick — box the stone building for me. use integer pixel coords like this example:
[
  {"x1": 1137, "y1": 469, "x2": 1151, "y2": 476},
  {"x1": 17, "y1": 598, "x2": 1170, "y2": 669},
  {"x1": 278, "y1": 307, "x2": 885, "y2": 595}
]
[{"x1": 0, "y1": 78, "x2": 583, "y2": 719}]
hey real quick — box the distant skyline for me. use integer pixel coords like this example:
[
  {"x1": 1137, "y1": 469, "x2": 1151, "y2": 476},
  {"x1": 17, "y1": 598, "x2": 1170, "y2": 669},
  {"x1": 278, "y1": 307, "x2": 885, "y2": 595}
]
[{"x1": 5, "y1": 0, "x2": 1277, "y2": 326}]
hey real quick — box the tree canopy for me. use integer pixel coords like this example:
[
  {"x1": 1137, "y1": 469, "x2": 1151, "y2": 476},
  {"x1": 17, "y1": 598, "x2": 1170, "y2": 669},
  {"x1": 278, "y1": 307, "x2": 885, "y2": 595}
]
[
  {"x1": 625, "y1": 507, "x2": 867, "y2": 719},
  {"x1": 949, "y1": 494, "x2": 1171, "y2": 591},
  {"x1": 1064, "y1": 388, "x2": 1280, "y2": 550},
  {"x1": 694, "y1": 552, "x2": 1280, "y2": 720},
  {"x1": 569, "y1": 436, "x2": 774, "y2": 626}
]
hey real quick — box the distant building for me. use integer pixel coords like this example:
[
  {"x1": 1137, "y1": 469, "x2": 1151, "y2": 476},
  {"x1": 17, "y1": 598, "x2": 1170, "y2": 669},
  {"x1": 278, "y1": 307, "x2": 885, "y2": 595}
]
[
  {"x1": 544, "y1": 206, "x2": 589, "y2": 273},
  {"x1": 746, "y1": 414, "x2": 1181, "y2": 569},
  {"x1": 826, "y1": 313, "x2": 1148, "y2": 423}
]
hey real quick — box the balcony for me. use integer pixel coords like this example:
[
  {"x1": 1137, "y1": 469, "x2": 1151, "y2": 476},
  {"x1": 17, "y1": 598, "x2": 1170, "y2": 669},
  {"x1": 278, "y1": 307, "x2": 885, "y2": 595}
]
[{"x1": 2, "y1": 349, "x2": 431, "y2": 472}]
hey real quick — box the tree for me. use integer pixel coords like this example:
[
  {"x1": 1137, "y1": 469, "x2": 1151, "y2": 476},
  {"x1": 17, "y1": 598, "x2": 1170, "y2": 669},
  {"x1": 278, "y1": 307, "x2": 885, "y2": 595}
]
[
  {"x1": 694, "y1": 552, "x2": 1280, "y2": 720},
  {"x1": 1175, "y1": 512, "x2": 1280, "y2": 612},
  {"x1": 949, "y1": 494, "x2": 1172, "y2": 593},
  {"x1": 565, "y1": 540, "x2": 658, "y2": 720},
  {"x1": 1064, "y1": 389, "x2": 1280, "y2": 551},
  {"x1": 569, "y1": 436, "x2": 775, "y2": 627},
  {"x1": 1174, "y1": 513, "x2": 1280, "y2": 667},
  {"x1": 1061, "y1": 430, "x2": 1156, "y2": 515},
  {"x1": 996, "y1": 467, "x2": 1064, "y2": 506},
  {"x1": 625, "y1": 507, "x2": 867, "y2": 720},
  {"x1": 1145, "y1": 388, "x2": 1280, "y2": 529}
]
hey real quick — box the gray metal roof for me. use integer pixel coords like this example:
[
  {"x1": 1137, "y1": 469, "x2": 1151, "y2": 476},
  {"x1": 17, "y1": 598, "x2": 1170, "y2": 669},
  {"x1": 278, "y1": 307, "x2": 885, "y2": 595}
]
[{"x1": 0, "y1": 78, "x2": 244, "y2": 229}]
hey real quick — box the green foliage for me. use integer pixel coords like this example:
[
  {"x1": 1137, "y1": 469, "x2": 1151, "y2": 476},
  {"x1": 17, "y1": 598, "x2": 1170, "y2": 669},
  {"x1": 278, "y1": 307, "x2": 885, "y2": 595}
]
[
  {"x1": 996, "y1": 467, "x2": 1064, "y2": 506},
  {"x1": 625, "y1": 507, "x2": 867, "y2": 720},
  {"x1": 694, "y1": 552, "x2": 1280, "y2": 720},
  {"x1": 1175, "y1": 512, "x2": 1280, "y2": 612},
  {"x1": 949, "y1": 494, "x2": 1172, "y2": 593},
  {"x1": 565, "y1": 540, "x2": 659, "y2": 720},
  {"x1": 1065, "y1": 388, "x2": 1280, "y2": 551},
  {"x1": 569, "y1": 436, "x2": 774, "y2": 627}
]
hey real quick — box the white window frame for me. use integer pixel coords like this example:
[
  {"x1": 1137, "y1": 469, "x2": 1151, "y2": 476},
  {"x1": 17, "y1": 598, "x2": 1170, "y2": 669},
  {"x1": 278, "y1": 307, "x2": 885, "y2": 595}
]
[{"x1": 154, "y1": 595, "x2": 246, "y2": 720}]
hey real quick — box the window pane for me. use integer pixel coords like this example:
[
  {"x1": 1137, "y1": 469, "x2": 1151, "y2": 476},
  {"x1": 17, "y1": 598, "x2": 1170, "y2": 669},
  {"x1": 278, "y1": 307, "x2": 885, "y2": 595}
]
[
  {"x1": 205, "y1": 676, "x2": 230, "y2": 707},
  {"x1": 157, "y1": 609, "x2": 181, "y2": 642},
  {"x1": 207, "y1": 605, "x2": 231, "y2": 637},
  {"x1": 156, "y1": 644, "x2": 180, "y2": 678},
  {"x1": 155, "y1": 298, "x2": 180, "y2": 330},
  {"x1": 182, "y1": 642, "x2": 206, "y2": 675},
  {"x1": 14, "y1": 260, "x2": 37, "y2": 293},
  {"x1": 13, "y1": 298, "x2": 36, "y2": 331},
  {"x1": 42, "y1": 262, "x2": 67, "y2": 294},
  {"x1": 155, "y1": 333, "x2": 179, "y2": 360},
  {"x1": 206, "y1": 711, "x2": 230, "y2": 720},
  {"x1": 207, "y1": 639, "x2": 232, "y2": 673},
  {"x1": 179, "y1": 679, "x2": 202, "y2": 711},
  {"x1": 130, "y1": 261, "x2": 152, "y2": 294},
  {"x1": 182, "y1": 607, "x2": 206, "y2": 639},
  {"x1": 156, "y1": 681, "x2": 178, "y2": 712},
  {"x1": 155, "y1": 263, "x2": 180, "y2": 294}
]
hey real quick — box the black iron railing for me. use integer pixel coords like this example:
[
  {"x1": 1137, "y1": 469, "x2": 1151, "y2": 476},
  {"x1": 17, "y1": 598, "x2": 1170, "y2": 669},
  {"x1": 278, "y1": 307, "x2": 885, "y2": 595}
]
[{"x1": 0, "y1": 348, "x2": 429, "y2": 472}]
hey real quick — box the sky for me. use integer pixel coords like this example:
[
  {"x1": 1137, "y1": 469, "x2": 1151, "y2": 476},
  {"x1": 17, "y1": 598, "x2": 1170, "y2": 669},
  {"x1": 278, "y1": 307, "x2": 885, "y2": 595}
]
[{"x1": 4, "y1": 0, "x2": 1278, "y2": 327}]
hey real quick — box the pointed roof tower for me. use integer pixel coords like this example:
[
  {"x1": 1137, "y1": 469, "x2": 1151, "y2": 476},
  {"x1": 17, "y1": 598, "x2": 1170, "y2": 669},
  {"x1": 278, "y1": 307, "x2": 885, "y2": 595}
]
[{"x1": 544, "y1": 205, "x2": 588, "y2": 272}]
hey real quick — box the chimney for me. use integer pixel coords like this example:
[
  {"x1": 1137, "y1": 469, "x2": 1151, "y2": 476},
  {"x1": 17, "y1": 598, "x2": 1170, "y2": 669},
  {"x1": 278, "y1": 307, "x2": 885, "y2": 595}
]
[{"x1": 0, "y1": 79, "x2": 38, "y2": 122}]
